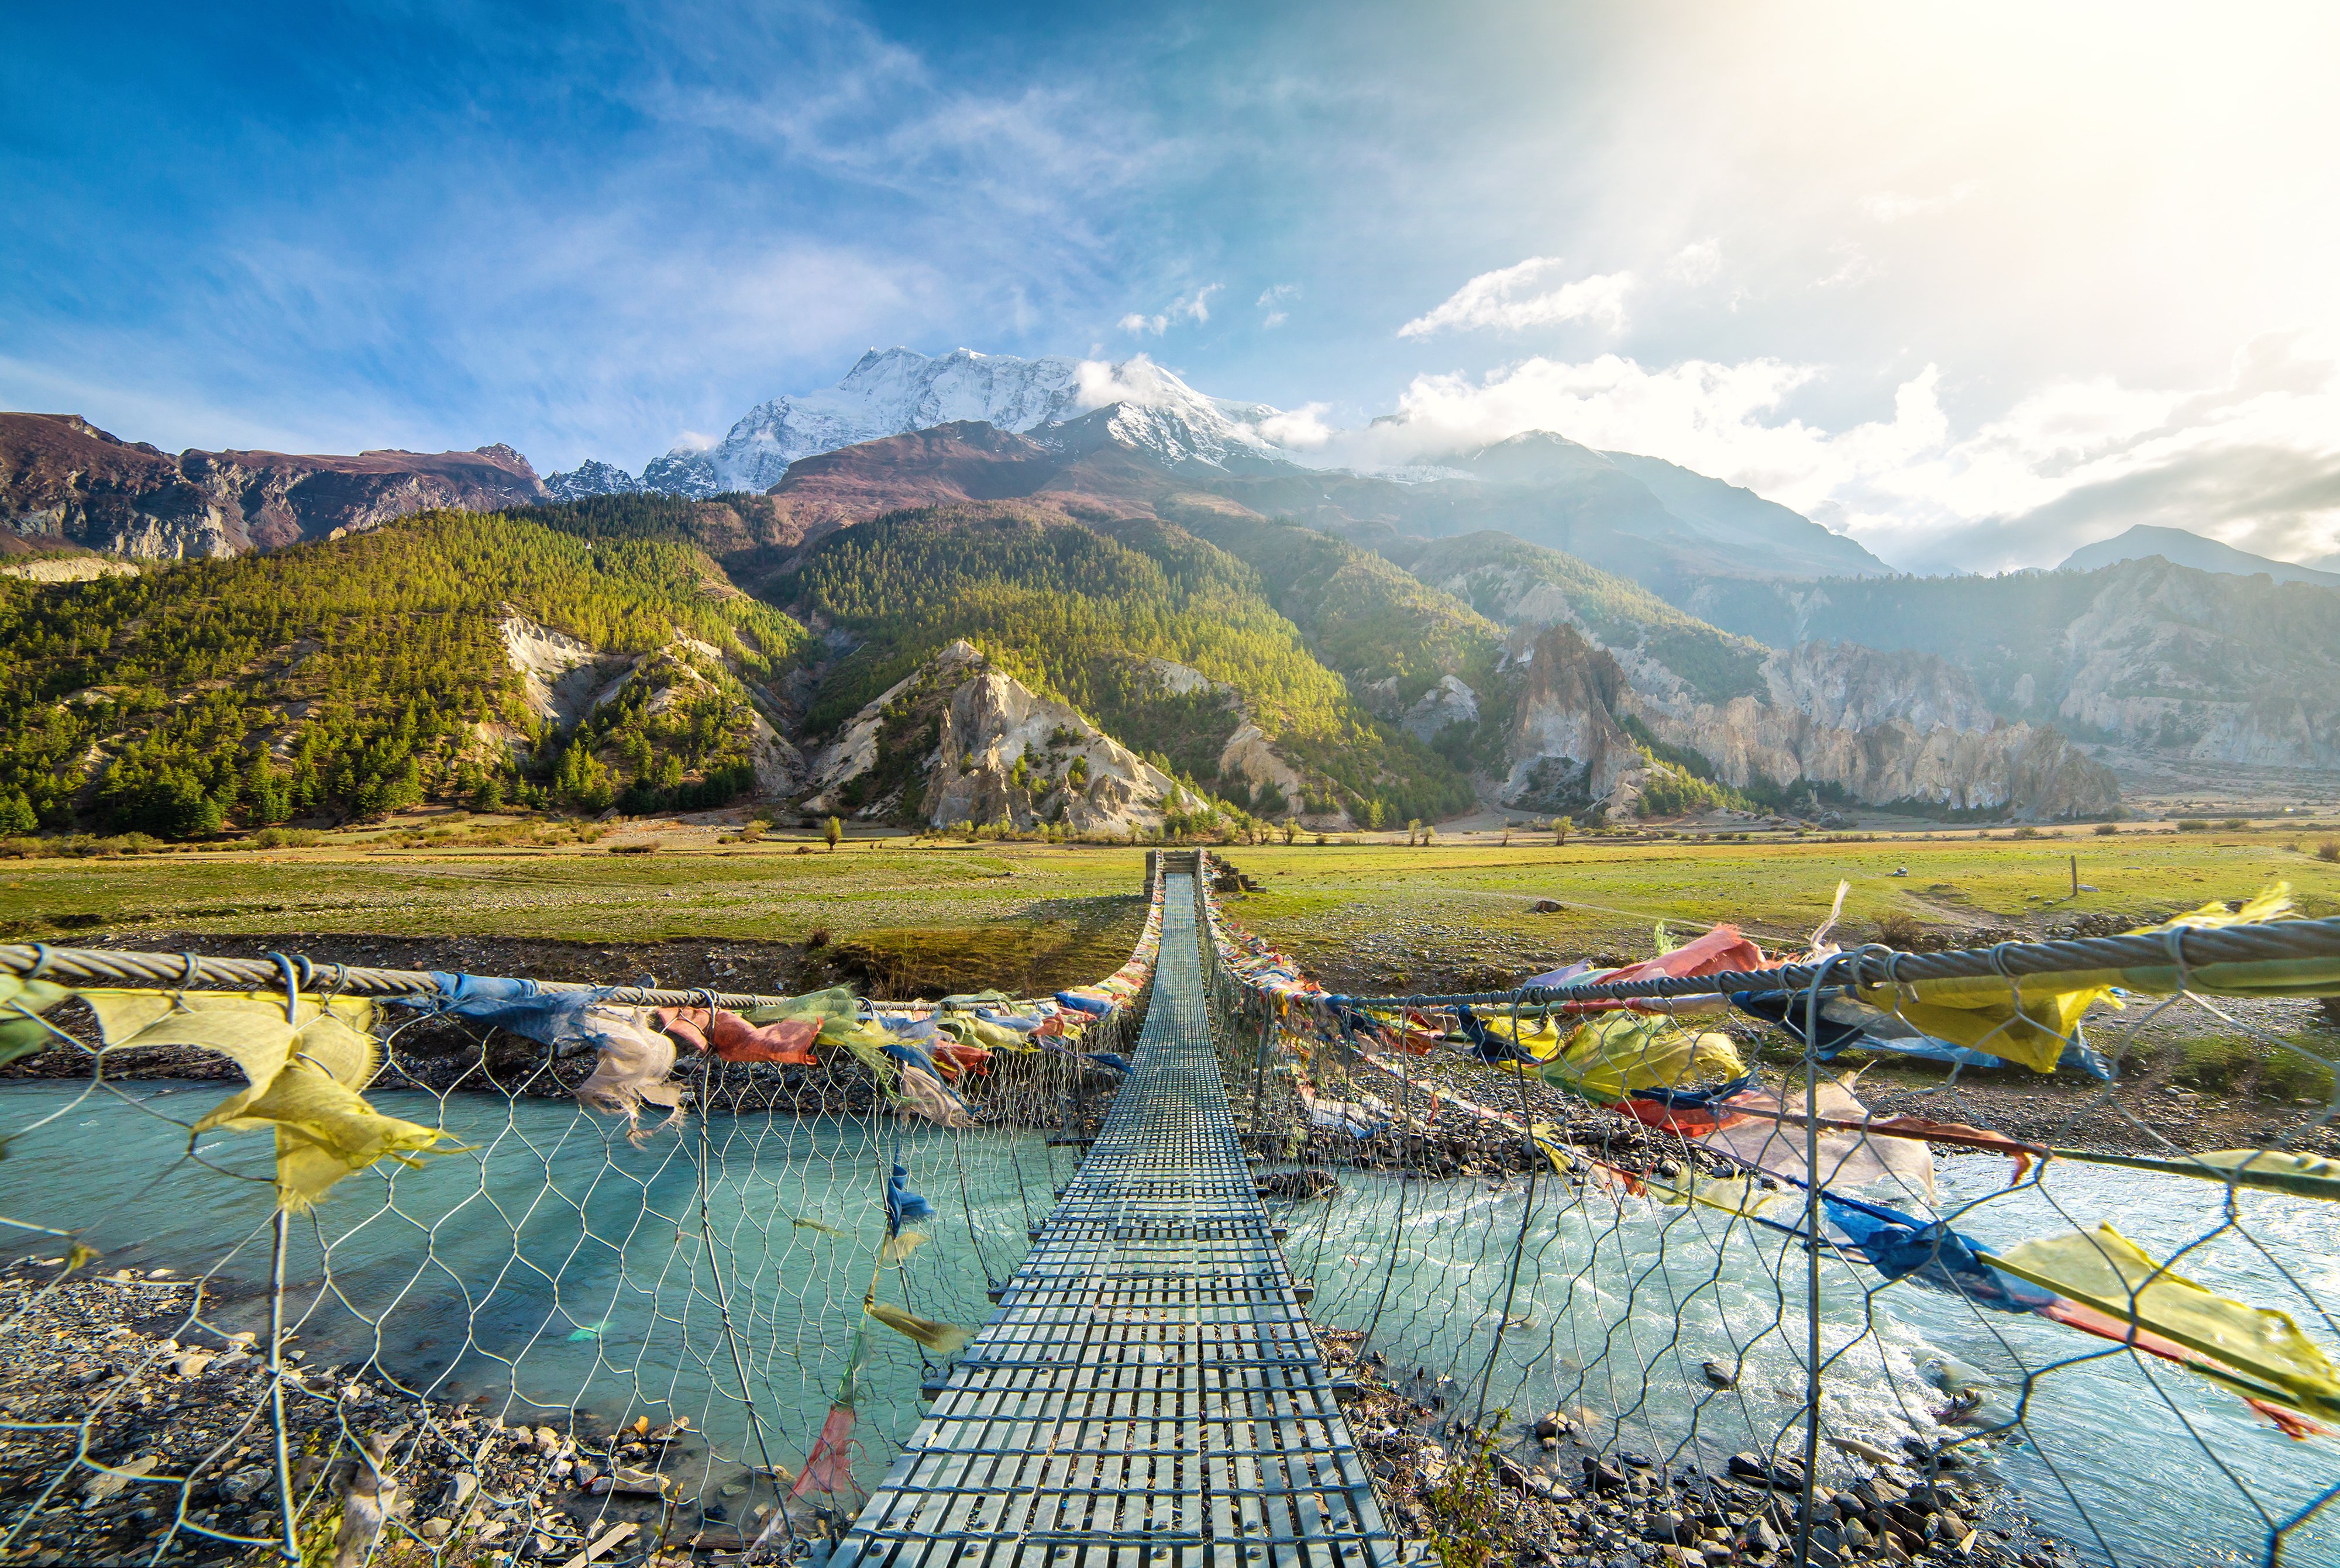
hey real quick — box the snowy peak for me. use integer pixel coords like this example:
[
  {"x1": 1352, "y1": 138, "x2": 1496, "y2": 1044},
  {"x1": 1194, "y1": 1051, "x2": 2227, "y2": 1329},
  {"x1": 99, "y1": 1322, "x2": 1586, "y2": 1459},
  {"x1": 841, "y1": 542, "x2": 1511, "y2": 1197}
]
[
  {"x1": 1061, "y1": 357, "x2": 1293, "y2": 473},
  {"x1": 543, "y1": 457, "x2": 648, "y2": 501},
  {"x1": 555, "y1": 348, "x2": 1302, "y2": 499}
]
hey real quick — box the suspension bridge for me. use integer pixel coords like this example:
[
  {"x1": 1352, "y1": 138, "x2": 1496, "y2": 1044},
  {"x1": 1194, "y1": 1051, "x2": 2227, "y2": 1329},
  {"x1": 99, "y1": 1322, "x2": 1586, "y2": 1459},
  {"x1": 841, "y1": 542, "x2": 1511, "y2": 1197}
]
[
  {"x1": 6, "y1": 850, "x2": 2339, "y2": 1568},
  {"x1": 832, "y1": 857, "x2": 1410, "y2": 1568}
]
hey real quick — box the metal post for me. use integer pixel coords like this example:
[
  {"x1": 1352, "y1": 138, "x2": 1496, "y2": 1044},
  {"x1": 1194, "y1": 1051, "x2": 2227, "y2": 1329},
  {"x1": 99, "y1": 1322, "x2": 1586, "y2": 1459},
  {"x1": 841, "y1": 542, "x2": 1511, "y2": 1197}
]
[{"x1": 267, "y1": 1208, "x2": 300, "y2": 1564}]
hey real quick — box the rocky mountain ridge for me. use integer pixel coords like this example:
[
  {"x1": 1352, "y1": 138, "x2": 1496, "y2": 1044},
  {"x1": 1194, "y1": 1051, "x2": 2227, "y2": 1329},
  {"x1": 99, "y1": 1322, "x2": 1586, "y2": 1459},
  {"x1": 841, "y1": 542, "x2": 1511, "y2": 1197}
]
[
  {"x1": 1684, "y1": 557, "x2": 2340, "y2": 773},
  {"x1": 741, "y1": 433, "x2": 2124, "y2": 822},
  {"x1": 0, "y1": 413, "x2": 547, "y2": 558},
  {"x1": 1379, "y1": 532, "x2": 2119, "y2": 820},
  {"x1": 8, "y1": 382, "x2": 2296, "y2": 819},
  {"x1": 1623, "y1": 640, "x2": 2116, "y2": 818}
]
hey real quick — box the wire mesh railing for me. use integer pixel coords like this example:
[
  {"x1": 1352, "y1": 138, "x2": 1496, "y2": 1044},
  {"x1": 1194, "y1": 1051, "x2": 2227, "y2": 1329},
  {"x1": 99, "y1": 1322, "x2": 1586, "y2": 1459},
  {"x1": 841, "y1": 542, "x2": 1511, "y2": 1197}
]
[
  {"x1": 1193, "y1": 850, "x2": 2340, "y2": 1568},
  {"x1": 0, "y1": 856, "x2": 1164, "y2": 1568}
]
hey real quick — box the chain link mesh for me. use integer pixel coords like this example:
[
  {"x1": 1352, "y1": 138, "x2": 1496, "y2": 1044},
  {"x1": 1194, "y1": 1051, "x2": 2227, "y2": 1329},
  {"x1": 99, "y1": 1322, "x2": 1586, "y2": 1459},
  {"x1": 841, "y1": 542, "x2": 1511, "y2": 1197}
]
[
  {"x1": 0, "y1": 877, "x2": 1158, "y2": 1568},
  {"x1": 1195, "y1": 852, "x2": 2340, "y2": 1568}
]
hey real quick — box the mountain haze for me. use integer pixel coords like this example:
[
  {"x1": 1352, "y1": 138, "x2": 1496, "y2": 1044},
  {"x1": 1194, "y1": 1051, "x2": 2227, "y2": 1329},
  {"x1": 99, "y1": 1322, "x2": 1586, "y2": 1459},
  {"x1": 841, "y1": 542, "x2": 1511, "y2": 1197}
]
[
  {"x1": 1685, "y1": 559, "x2": 2340, "y2": 770},
  {"x1": 2057, "y1": 523, "x2": 2340, "y2": 587}
]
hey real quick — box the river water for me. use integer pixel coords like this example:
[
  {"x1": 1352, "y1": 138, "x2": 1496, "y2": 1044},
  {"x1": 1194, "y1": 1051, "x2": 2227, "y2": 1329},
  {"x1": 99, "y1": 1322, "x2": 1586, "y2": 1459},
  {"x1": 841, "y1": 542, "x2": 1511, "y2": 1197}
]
[
  {"x1": 4, "y1": 1082, "x2": 2333, "y2": 1564},
  {"x1": 1283, "y1": 1154, "x2": 2340, "y2": 1567}
]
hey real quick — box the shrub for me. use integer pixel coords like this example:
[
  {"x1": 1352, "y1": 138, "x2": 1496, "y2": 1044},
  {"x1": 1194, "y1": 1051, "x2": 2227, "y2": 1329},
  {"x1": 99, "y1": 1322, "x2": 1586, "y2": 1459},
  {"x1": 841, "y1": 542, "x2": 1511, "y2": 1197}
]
[
  {"x1": 2176, "y1": 819, "x2": 2209, "y2": 832},
  {"x1": 1874, "y1": 911, "x2": 1928, "y2": 949},
  {"x1": 2010, "y1": 824, "x2": 2042, "y2": 839},
  {"x1": 2221, "y1": 818, "x2": 2247, "y2": 830},
  {"x1": 2320, "y1": 840, "x2": 2340, "y2": 864},
  {"x1": 1421, "y1": 1411, "x2": 1514, "y2": 1568},
  {"x1": 2173, "y1": 1036, "x2": 2336, "y2": 1101},
  {"x1": 2094, "y1": 822, "x2": 2120, "y2": 836}
]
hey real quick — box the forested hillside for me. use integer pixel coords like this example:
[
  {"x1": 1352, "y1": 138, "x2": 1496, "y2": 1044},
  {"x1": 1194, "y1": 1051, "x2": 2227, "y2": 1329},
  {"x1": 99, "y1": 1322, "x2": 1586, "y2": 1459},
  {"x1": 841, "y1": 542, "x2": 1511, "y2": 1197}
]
[
  {"x1": 779, "y1": 504, "x2": 1474, "y2": 823},
  {"x1": 1162, "y1": 511, "x2": 1505, "y2": 706},
  {"x1": 1388, "y1": 530, "x2": 1770, "y2": 705},
  {"x1": 0, "y1": 511, "x2": 803, "y2": 835}
]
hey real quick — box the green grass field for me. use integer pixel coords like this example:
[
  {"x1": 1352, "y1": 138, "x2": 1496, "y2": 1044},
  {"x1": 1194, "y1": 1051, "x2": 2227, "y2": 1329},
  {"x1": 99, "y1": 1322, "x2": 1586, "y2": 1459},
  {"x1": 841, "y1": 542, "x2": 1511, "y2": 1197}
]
[{"x1": 6, "y1": 819, "x2": 2335, "y2": 995}]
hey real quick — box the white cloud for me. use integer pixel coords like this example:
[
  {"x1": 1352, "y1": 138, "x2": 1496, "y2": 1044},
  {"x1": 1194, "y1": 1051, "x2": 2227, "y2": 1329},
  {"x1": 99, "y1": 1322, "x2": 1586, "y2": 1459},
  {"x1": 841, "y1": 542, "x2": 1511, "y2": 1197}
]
[
  {"x1": 1119, "y1": 284, "x2": 1221, "y2": 336},
  {"x1": 1261, "y1": 312, "x2": 1288, "y2": 329},
  {"x1": 1397, "y1": 257, "x2": 1636, "y2": 338},
  {"x1": 1257, "y1": 282, "x2": 1298, "y2": 329},
  {"x1": 1255, "y1": 402, "x2": 1335, "y2": 449},
  {"x1": 1667, "y1": 240, "x2": 1720, "y2": 285},
  {"x1": 1072, "y1": 353, "x2": 1197, "y2": 412},
  {"x1": 1307, "y1": 333, "x2": 2340, "y2": 573}
]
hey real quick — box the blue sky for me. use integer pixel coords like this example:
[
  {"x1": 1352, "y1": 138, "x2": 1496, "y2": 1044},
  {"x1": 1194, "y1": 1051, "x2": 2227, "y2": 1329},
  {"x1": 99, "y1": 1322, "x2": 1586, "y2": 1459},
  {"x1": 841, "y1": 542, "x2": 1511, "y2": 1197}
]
[{"x1": 7, "y1": 1, "x2": 2340, "y2": 571}]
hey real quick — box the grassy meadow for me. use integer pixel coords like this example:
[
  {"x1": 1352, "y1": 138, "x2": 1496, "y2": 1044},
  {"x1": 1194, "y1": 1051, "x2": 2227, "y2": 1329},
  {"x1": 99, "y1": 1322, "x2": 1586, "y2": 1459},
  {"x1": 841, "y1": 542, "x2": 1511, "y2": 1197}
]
[
  {"x1": 1206, "y1": 825, "x2": 2340, "y2": 994},
  {"x1": 5, "y1": 817, "x2": 2336, "y2": 995},
  {"x1": 6, "y1": 816, "x2": 2336, "y2": 1098}
]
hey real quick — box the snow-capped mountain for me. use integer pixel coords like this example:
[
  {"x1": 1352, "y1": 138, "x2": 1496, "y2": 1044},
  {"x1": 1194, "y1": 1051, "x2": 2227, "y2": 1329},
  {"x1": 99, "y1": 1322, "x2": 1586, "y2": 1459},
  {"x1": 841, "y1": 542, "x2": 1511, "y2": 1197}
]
[
  {"x1": 543, "y1": 458, "x2": 648, "y2": 501},
  {"x1": 546, "y1": 347, "x2": 1298, "y2": 499}
]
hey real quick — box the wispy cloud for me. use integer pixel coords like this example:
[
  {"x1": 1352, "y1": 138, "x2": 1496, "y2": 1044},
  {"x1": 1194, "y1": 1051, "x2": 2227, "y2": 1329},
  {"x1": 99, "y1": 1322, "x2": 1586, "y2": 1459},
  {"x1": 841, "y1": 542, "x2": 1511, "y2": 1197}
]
[
  {"x1": 1811, "y1": 245, "x2": 1877, "y2": 290},
  {"x1": 0, "y1": 3, "x2": 1179, "y2": 470},
  {"x1": 1119, "y1": 284, "x2": 1221, "y2": 336},
  {"x1": 1257, "y1": 282, "x2": 1298, "y2": 328},
  {"x1": 1398, "y1": 257, "x2": 1635, "y2": 338}
]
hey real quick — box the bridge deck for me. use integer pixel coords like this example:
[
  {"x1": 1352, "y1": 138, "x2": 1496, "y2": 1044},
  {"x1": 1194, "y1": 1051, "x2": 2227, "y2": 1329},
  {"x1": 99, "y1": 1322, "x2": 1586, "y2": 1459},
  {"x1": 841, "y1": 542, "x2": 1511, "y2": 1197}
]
[{"x1": 831, "y1": 869, "x2": 1409, "y2": 1568}]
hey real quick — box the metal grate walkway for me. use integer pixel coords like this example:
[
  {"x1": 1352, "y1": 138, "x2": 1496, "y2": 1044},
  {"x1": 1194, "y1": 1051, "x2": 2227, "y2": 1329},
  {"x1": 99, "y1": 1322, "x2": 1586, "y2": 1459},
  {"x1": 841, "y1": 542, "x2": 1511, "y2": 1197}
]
[{"x1": 831, "y1": 869, "x2": 1411, "y2": 1568}]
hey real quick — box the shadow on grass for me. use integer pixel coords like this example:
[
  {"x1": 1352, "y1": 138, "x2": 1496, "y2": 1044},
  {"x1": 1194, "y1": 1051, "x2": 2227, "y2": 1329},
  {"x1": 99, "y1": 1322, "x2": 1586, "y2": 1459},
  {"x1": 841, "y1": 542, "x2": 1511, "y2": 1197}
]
[{"x1": 822, "y1": 894, "x2": 1147, "y2": 1000}]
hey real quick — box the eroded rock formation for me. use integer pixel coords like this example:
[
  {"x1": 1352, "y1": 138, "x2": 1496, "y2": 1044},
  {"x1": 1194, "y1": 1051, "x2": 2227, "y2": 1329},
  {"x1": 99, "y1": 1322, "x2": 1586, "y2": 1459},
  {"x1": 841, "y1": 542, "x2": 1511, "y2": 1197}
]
[{"x1": 805, "y1": 641, "x2": 1181, "y2": 832}]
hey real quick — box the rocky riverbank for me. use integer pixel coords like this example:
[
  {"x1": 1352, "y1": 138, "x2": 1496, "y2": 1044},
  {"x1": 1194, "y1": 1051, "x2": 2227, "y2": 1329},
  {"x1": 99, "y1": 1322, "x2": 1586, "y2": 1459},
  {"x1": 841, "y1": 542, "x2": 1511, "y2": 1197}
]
[
  {"x1": 1264, "y1": 1009, "x2": 2338, "y2": 1168},
  {"x1": 1317, "y1": 1326, "x2": 2074, "y2": 1568},
  {"x1": 0, "y1": 1267, "x2": 837, "y2": 1567}
]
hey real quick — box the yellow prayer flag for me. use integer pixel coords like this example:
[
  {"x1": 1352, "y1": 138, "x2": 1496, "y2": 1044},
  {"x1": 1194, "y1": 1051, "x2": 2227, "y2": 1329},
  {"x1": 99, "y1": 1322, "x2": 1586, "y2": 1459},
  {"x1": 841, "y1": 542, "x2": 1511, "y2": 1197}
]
[
  {"x1": 1539, "y1": 1015, "x2": 1746, "y2": 1104},
  {"x1": 864, "y1": 1298, "x2": 972, "y2": 1355},
  {"x1": 79, "y1": 988, "x2": 462, "y2": 1210},
  {"x1": 1993, "y1": 1224, "x2": 2340, "y2": 1420}
]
